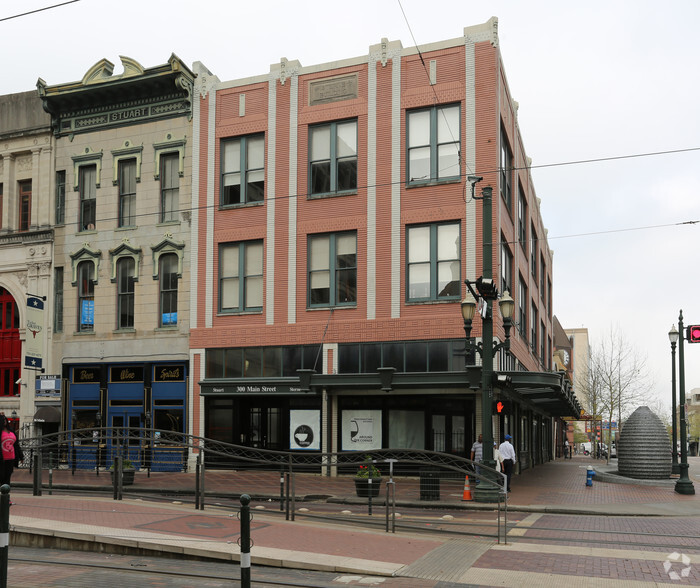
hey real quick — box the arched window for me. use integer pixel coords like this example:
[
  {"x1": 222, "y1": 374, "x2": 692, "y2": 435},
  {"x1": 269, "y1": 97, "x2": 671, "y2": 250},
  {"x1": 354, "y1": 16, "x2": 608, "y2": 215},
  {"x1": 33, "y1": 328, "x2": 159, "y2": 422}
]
[
  {"x1": 116, "y1": 257, "x2": 135, "y2": 329},
  {"x1": 77, "y1": 261, "x2": 95, "y2": 332},
  {"x1": 159, "y1": 253, "x2": 178, "y2": 327}
]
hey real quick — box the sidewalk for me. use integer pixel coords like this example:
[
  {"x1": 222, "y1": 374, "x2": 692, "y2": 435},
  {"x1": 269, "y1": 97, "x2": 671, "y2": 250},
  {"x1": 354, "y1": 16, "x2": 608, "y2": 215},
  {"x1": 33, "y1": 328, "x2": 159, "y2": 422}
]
[{"x1": 7, "y1": 455, "x2": 700, "y2": 584}]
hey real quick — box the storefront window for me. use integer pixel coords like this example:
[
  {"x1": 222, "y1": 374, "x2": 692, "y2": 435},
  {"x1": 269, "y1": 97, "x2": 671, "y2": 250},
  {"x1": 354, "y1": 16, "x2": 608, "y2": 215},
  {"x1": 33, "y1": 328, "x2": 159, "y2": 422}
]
[
  {"x1": 389, "y1": 410, "x2": 424, "y2": 449},
  {"x1": 154, "y1": 409, "x2": 183, "y2": 433}
]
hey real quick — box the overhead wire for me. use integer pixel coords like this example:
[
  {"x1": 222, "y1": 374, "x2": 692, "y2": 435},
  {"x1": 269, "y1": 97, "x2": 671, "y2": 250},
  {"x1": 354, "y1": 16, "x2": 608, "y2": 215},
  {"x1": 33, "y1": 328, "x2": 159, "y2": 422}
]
[
  {"x1": 0, "y1": 0, "x2": 80, "y2": 23},
  {"x1": 54, "y1": 144, "x2": 700, "y2": 245}
]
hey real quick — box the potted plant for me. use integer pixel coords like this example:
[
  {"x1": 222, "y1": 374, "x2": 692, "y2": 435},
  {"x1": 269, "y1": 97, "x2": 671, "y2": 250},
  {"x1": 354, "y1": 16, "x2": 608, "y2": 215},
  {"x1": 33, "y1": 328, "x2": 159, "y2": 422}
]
[
  {"x1": 353, "y1": 456, "x2": 382, "y2": 498},
  {"x1": 110, "y1": 458, "x2": 136, "y2": 485}
]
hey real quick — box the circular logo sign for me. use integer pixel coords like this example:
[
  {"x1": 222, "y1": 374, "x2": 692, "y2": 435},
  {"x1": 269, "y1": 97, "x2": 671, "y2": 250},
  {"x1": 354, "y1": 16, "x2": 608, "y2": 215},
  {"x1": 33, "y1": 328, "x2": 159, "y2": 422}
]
[{"x1": 294, "y1": 425, "x2": 314, "y2": 448}]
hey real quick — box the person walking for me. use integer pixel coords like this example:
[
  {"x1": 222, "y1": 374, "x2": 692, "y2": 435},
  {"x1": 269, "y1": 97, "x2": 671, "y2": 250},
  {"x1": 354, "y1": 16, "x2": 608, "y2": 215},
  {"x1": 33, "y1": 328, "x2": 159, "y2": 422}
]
[
  {"x1": 0, "y1": 415, "x2": 22, "y2": 497},
  {"x1": 564, "y1": 439, "x2": 569, "y2": 459},
  {"x1": 470, "y1": 434, "x2": 483, "y2": 480},
  {"x1": 498, "y1": 434, "x2": 516, "y2": 492},
  {"x1": 493, "y1": 441, "x2": 503, "y2": 472}
]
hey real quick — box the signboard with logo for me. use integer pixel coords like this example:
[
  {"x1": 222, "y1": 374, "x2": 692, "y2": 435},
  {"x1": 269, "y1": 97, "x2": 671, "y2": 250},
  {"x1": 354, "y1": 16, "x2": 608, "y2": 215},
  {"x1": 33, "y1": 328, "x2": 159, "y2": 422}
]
[
  {"x1": 36, "y1": 375, "x2": 61, "y2": 398},
  {"x1": 341, "y1": 410, "x2": 382, "y2": 451},
  {"x1": 289, "y1": 410, "x2": 320, "y2": 450},
  {"x1": 25, "y1": 295, "x2": 45, "y2": 370}
]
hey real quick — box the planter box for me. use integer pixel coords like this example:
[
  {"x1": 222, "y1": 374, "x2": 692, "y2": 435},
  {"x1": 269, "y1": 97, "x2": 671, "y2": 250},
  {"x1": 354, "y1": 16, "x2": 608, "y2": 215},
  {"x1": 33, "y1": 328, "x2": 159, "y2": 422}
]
[
  {"x1": 110, "y1": 469, "x2": 135, "y2": 486},
  {"x1": 354, "y1": 478, "x2": 382, "y2": 498}
]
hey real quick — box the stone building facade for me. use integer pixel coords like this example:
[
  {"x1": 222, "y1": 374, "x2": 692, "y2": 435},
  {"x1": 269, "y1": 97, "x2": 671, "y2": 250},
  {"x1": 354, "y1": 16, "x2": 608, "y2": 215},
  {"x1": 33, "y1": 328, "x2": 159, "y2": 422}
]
[
  {"x1": 37, "y1": 55, "x2": 195, "y2": 467},
  {"x1": 0, "y1": 91, "x2": 54, "y2": 434}
]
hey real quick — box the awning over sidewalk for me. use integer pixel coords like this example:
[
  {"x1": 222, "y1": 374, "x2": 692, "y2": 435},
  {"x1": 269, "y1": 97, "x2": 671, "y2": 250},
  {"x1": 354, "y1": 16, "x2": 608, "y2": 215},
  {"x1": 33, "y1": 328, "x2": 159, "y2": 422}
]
[
  {"x1": 33, "y1": 406, "x2": 61, "y2": 423},
  {"x1": 505, "y1": 370, "x2": 581, "y2": 417}
]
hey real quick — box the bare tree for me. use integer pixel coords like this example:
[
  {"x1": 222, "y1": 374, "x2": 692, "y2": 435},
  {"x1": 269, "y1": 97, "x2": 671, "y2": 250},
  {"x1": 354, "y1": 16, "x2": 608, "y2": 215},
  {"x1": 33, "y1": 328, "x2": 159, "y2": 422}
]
[
  {"x1": 591, "y1": 326, "x2": 649, "y2": 463},
  {"x1": 575, "y1": 348, "x2": 604, "y2": 456}
]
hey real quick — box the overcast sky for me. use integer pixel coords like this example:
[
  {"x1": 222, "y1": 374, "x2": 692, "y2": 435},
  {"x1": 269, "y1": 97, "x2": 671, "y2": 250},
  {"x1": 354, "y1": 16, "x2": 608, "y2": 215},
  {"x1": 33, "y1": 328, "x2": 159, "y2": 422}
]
[{"x1": 3, "y1": 0, "x2": 700, "y2": 415}]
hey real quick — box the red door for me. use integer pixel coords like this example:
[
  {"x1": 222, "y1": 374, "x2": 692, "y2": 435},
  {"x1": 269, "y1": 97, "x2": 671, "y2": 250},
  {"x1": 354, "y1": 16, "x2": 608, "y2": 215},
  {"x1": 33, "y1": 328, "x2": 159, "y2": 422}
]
[{"x1": 0, "y1": 288, "x2": 20, "y2": 397}]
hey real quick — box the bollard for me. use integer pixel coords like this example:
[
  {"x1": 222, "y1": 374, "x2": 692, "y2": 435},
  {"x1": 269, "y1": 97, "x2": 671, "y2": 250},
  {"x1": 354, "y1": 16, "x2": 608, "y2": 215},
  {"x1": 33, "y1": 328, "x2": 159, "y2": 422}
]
[
  {"x1": 0, "y1": 484, "x2": 9, "y2": 588},
  {"x1": 239, "y1": 494, "x2": 251, "y2": 588},
  {"x1": 195, "y1": 455, "x2": 201, "y2": 510},
  {"x1": 586, "y1": 466, "x2": 596, "y2": 487}
]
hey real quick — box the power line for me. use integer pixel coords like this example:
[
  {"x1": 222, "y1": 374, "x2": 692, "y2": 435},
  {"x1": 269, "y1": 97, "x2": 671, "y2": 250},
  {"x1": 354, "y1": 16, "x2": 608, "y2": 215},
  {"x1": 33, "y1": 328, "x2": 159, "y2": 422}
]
[
  {"x1": 0, "y1": 0, "x2": 80, "y2": 23},
  {"x1": 54, "y1": 144, "x2": 700, "y2": 234}
]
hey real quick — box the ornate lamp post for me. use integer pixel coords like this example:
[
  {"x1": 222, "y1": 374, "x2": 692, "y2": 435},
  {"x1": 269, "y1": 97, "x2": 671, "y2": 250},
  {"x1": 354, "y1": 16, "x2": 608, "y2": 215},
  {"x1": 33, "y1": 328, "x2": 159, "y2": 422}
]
[
  {"x1": 461, "y1": 279, "x2": 514, "y2": 502},
  {"x1": 675, "y1": 310, "x2": 695, "y2": 495},
  {"x1": 668, "y1": 325, "x2": 679, "y2": 475}
]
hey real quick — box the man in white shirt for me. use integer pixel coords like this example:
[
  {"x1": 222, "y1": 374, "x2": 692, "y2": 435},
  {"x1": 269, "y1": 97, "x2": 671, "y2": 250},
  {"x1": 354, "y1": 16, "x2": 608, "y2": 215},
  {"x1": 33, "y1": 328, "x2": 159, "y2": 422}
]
[
  {"x1": 498, "y1": 434, "x2": 516, "y2": 492},
  {"x1": 470, "y1": 434, "x2": 483, "y2": 479}
]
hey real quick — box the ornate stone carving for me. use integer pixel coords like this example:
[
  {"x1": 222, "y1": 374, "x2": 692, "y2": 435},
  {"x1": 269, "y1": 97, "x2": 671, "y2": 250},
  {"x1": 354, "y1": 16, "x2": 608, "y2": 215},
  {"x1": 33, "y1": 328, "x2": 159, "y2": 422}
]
[{"x1": 617, "y1": 406, "x2": 671, "y2": 479}]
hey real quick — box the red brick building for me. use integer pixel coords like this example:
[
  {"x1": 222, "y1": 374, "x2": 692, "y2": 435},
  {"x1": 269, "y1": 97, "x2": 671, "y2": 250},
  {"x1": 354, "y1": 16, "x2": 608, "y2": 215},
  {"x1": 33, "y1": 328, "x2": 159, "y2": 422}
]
[{"x1": 190, "y1": 18, "x2": 578, "y2": 469}]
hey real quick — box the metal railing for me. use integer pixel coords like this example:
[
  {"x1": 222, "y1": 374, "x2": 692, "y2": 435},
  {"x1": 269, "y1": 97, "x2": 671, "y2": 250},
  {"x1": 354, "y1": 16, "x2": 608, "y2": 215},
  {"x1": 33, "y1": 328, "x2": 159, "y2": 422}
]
[{"x1": 18, "y1": 428, "x2": 509, "y2": 543}]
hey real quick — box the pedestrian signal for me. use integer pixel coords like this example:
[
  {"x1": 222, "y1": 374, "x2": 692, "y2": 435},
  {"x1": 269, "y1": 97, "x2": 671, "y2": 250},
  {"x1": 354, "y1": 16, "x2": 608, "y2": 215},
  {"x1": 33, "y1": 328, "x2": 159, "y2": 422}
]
[
  {"x1": 687, "y1": 325, "x2": 700, "y2": 343},
  {"x1": 493, "y1": 399, "x2": 511, "y2": 414}
]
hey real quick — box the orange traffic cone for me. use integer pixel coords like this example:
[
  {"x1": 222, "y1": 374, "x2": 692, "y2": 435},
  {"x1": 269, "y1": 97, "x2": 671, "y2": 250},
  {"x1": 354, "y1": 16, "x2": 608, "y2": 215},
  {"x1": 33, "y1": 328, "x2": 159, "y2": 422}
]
[{"x1": 462, "y1": 475, "x2": 472, "y2": 501}]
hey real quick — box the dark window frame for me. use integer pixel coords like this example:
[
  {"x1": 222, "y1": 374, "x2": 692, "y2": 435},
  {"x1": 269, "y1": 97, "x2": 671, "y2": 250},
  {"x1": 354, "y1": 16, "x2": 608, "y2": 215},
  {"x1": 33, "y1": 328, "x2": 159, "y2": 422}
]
[
  {"x1": 159, "y1": 253, "x2": 178, "y2": 327},
  {"x1": 160, "y1": 152, "x2": 179, "y2": 222},
  {"x1": 500, "y1": 125, "x2": 513, "y2": 212},
  {"x1": 309, "y1": 119, "x2": 358, "y2": 196},
  {"x1": 307, "y1": 231, "x2": 357, "y2": 308},
  {"x1": 18, "y1": 180, "x2": 31, "y2": 231},
  {"x1": 77, "y1": 261, "x2": 95, "y2": 332},
  {"x1": 219, "y1": 240, "x2": 264, "y2": 313},
  {"x1": 220, "y1": 133, "x2": 265, "y2": 207},
  {"x1": 79, "y1": 165, "x2": 97, "y2": 231},
  {"x1": 406, "y1": 104, "x2": 461, "y2": 185},
  {"x1": 118, "y1": 158, "x2": 137, "y2": 228},
  {"x1": 406, "y1": 221, "x2": 461, "y2": 302},
  {"x1": 116, "y1": 257, "x2": 135, "y2": 329}
]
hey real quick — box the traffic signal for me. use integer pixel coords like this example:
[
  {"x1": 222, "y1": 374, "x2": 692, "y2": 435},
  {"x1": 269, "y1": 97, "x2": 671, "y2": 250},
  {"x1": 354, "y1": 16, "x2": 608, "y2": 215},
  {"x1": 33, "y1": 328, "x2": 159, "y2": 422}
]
[{"x1": 688, "y1": 325, "x2": 700, "y2": 343}]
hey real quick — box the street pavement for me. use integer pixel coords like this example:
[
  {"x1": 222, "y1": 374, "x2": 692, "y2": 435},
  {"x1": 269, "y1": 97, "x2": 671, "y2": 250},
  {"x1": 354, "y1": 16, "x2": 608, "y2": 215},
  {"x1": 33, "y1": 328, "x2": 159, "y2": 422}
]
[{"x1": 4, "y1": 454, "x2": 700, "y2": 586}]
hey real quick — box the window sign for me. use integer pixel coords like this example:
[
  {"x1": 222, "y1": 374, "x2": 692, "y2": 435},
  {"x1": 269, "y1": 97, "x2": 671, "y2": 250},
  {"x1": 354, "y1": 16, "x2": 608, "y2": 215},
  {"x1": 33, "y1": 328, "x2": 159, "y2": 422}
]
[
  {"x1": 162, "y1": 312, "x2": 177, "y2": 326},
  {"x1": 81, "y1": 299, "x2": 94, "y2": 328},
  {"x1": 290, "y1": 410, "x2": 320, "y2": 450},
  {"x1": 341, "y1": 410, "x2": 382, "y2": 451}
]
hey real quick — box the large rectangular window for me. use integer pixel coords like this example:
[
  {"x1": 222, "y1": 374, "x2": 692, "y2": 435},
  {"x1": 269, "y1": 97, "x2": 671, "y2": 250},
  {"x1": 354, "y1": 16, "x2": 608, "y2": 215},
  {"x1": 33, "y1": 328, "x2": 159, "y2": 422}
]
[
  {"x1": 79, "y1": 165, "x2": 97, "y2": 231},
  {"x1": 308, "y1": 232, "x2": 357, "y2": 307},
  {"x1": 116, "y1": 257, "x2": 135, "y2": 329},
  {"x1": 18, "y1": 180, "x2": 31, "y2": 231},
  {"x1": 517, "y1": 183, "x2": 526, "y2": 248},
  {"x1": 221, "y1": 134, "x2": 264, "y2": 206},
  {"x1": 159, "y1": 254, "x2": 178, "y2": 327},
  {"x1": 77, "y1": 261, "x2": 94, "y2": 332},
  {"x1": 518, "y1": 276, "x2": 527, "y2": 340},
  {"x1": 407, "y1": 222, "x2": 460, "y2": 301},
  {"x1": 540, "y1": 254, "x2": 546, "y2": 295},
  {"x1": 118, "y1": 159, "x2": 136, "y2": 227},
  {"x1": 530, "y1": 223, "x2": 538, "y2": 280},
  {"x1": 309, "y1": 120, "x2": 357, "y2": 195},
  {"x1": 219, "y1": 240, "x2": 263, "y2": 313},
  {"x1": 500, "y1": 237, "x2": 513, "y2": 296},
  {"x1": 530, "y1": 303, "x2": 538, "y2": 354},
  {"x1": 160, "y1": 153, "x2": 179, "y2": 222},
  {"x1": 500, "y1": 126, "x2": 513, "y2": 211},
  {"x1": 54, "y1": 267, "x2": 63, "y2": 333},
  {"x1": 407, "y1": 104, "x2": 460, "y2": 183},
  {"x1": 55, "y1": 170, "x2": 66, "y2": 225}
]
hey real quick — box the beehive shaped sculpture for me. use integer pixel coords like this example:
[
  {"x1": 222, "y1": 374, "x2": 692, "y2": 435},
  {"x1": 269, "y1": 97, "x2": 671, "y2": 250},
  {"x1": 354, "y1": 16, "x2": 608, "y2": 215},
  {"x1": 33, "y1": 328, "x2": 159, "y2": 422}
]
[{"x1": 617, "y1": 406, "x2": 671, "y2": 479}]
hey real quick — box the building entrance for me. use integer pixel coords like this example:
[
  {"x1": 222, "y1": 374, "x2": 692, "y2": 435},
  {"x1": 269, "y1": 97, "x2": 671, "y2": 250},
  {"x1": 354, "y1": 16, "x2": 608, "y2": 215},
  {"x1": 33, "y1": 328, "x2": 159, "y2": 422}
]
[
  {"x1": 0, "y1": 288, "x2": 20, "y2": 397},
  {"x1": 245, "y1": 403, "x2": 282, "y2": 450}
]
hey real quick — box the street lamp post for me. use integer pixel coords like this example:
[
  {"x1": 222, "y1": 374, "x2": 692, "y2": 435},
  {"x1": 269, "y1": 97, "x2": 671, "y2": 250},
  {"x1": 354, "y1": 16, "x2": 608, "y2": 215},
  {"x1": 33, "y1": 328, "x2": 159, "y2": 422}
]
[
  {"x1": 461, "y1": 185, "x2": 514, "y2": 502},
  {"x1": 675, "y1": 310, "x2": 695, "y2": 495},
  {"x1": 668, "y1": 325, "x2": 679, "y2": 475}
]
